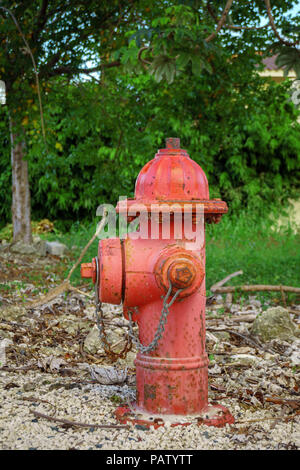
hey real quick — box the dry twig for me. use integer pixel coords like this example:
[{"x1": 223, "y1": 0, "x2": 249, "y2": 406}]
[
  {"x1": 211, "y1": 285, "x2": 300, "y2": 294},
  {"x1": 30, "y1": 409, "x2": 129, "y2": 430},
  {"x1": 206, "y1": 314, "x2": 257, "y2": 323},
  {"x1": 210, "y1": 270, "x2": 243, "y2": 292},
  {"x1": 235, "y1": 411, "x2": 300, "y2": 425},
  {"x1": 27, "y1": 214, "x2": 107, "y2": 308}
]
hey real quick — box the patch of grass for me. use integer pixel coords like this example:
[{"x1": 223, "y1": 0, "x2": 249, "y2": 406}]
[
  {"x1": 110, "y1": 394, "x2": 123, "y2": 404},
  {"x1": 206, "y1": 211, "x2": 300, "y2": 303},
  {"x1": 0, "y1": 283, "x2": 13, "y2": 292},
  {"x1": 0, "y1": 280, "x2": 27, "y2": 291},
  {"x1": 45, "y1": 211, "x2": 300, "y2": 303},
  {"x1": 40, "y1": 220, "x2": 99, "y2": 285}
]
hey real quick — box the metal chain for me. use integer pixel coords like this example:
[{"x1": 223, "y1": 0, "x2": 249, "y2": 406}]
[
  {"x1": 94, "y1": 258, "x2": 132, "y2": 362},
  {"x1": 128, "y1": 278, "x2": 183, "y2": 354}
]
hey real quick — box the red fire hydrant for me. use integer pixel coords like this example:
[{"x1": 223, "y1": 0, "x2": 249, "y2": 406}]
[{"x1": 81, "y1": 138, "x2": 234, "y2": 428}]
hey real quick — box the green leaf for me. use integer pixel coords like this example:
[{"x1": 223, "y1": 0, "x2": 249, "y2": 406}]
[
  {"x1": 191, "y1": 58, "x2": 203, "y2": 76},
  {"x1": 149, "y1": 55, "x2": 176, "y2": 83},
  {"x1": 176, "y1": 52, "x2": 192, "y2": 69}
]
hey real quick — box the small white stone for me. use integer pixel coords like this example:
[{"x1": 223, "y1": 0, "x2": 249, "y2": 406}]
[
  {"x1": 45, "y1": 241, "x2": 68, "y2": 257},
  {"x1": 231, "y1": 354, "x2": 262, "y2": 365},
  {"x1": 290, "y1": 351, "x2": 300, "y2": 365}
]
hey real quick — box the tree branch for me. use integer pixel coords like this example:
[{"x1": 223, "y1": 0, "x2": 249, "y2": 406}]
[
  {"x1": 33, "y1": 0, "x2": 49, "y2": 39},
  {"x1": 210, "y1": 270, "x2": 243, "y2": 292},
  {"x1": 264, "y1": 0, "x2": 299, "y2": 47},
  {"x1": 138, "y1": 46, "x2": 152, "y2": 66},
  {"x1": 43, "y1": 52, "x2": 61, "y2": 70},
  {"x1": 30, "y1": 409, "x2": 129, "y2": 430},
  {"x1": 0, "y1": 6, "x2": 46, "y2": 145},
  {"x1": 207, "y1": 1, "x2": 270, "y2": 31},
  {"x1": 47, "y1": 60, "x2": 121, "y2": 78},
  {"x1": 205, "y1": 0, "x2": 234, "y2": 43}
]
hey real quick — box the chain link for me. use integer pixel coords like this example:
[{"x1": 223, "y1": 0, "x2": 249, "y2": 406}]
[
  {"x1": 128, "y1": 278, "x2": 183, "y2": 354},
  {"x1": 94, "y1": 257, "x2": 132, "y2": 362},
  {"x1": 94, "y1": 257, "x2": 183, "y2": 358}
]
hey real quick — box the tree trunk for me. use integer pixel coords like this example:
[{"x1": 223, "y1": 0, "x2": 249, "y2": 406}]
[{"x1": 9, "y1": 117, "x2": 32, "y2": 244}]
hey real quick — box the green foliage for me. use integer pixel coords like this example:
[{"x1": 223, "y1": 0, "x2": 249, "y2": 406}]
[
  {"x1": 148, "y1": 55, "x2": 176, "y2": 84},
  {"x1": 0, "y1": 65, "x2": 299, "y2": 229},
  {"x1": 41, "y1": 210, "x2": 300, "y2": 295},
  {"x1": 269, "y1": 9, "x2": 300, "y2": 79},
  {"x1": 0, "y1": 0, "x2": 299, "y2": 231},
  {"x1": 124, "y1": 1, "x2": 300, "y2": 84},
  {"x1": 275, "y1": 46, "x2": 300, "y2": 79},
  {"x1": 205, "y1": 210, "x2": 300, "y2": 302}
]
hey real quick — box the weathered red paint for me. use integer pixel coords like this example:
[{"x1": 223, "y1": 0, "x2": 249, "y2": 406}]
[
  {"x1": 98, "y1": 238, "x2": 123, "y2": 305},
  {"x1": 81, "y1": 138, "x2": 234, "y2": 427},
  {"x1": 115, "y1": 403, "x2": 234, "y2": 429}
]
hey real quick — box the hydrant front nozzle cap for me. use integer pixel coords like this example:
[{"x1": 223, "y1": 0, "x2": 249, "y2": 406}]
[{"x1": 166, "y1": 137, "x2": 180, "y2": 149}]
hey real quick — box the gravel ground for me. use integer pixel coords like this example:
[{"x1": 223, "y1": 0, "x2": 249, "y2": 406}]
[
  {"x1": 0, "y1": 252, "x2": 299, "y2": 450},
  {"x1": 0, "y1": 366, "x2": 299, "y2": 450}
]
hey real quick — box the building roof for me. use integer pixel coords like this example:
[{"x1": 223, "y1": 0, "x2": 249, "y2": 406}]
[
  {"x1": 261, "y1": 54, "x2": 280, "y2": 70},
  {"x1": 258, "y1": 54, "x2": 296, "y2": 81}
]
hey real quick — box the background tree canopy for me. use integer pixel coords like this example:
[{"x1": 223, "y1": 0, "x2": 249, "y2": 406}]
[{"x1": 0, "y1": 0, "x2": 299, "y2": 232}]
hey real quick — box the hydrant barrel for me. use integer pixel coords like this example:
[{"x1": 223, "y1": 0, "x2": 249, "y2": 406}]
[{"x1": 81, "y1": 138, "x2": 234, "y2": 428}]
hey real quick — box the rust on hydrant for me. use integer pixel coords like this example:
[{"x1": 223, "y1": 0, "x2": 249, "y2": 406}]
[{"x1": 81, "y1": 138, "x2": 234, "y2": 428}]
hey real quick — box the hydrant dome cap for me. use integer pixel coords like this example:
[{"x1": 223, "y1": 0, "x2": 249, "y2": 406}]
[{"x1": 134, "y1": 138, "x2": 209, "y2": 202}]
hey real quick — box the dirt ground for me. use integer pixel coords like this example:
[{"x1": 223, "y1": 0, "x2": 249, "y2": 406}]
[{"x1": 0, "y1": 250, "x2": 299, "y2": 450}]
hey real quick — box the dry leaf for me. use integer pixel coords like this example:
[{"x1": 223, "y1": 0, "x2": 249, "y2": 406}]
[
  {"x1": 37, "y1": 355, "x2": 66, "y2": 372},
  {"x1": 89, "y1": 366, "x2": 127, "y2": 385}
]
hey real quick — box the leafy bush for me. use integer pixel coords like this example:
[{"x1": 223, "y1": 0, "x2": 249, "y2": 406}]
[{"x1": 0, "y1": 65, "x2": 299, "y2": 230}]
